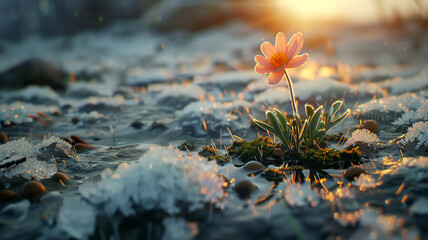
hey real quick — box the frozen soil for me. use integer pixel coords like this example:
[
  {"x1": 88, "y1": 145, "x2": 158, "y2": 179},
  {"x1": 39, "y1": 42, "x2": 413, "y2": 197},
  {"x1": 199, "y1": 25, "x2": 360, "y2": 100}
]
[{"x1": 0, "y1": 20, "x2": 427, "y2": 240}]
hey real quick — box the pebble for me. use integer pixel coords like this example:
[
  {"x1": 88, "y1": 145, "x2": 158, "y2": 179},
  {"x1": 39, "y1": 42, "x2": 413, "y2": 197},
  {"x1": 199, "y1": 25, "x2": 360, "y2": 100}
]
[
  {"x1": 344, "y1": 166, "x2": 367, "y2": 180},
  {"x1": 234, "y1": 180, "x2": 257, "y2": 198},
  {"x1": 272, "y1": 148, "x2": 284, "y2": 159},
  {"x1": 0, "y1": 132, "x2": 8, "y2": 144},
  {"x1": 21, "y1": 181, "x2": 46, "y2": 199},
  {"x1": 361, "y1": 120, "x2": 379, "y2": 133},
  {"x1": 0, "y1": 190, "x2": 16, "y2": 202},
  {"x1": 130, "y1": 121, "x2": 144, "y2": 129},
  {"x1": 244, "y1": 161, "x2": 264, "y2": 172}
]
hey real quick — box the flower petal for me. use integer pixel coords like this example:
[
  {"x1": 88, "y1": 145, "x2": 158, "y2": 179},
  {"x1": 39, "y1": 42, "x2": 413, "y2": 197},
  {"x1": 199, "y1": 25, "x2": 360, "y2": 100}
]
[
  {"x1": 268, "y1": 70, "x2": 284, "y2": 85},
  {"x1": 275, "y1": 32, "x2": 287, "y2": 53},
  {"x1": 287, "y1": 32, "x2": 303, "y2": 59},
  {"x1": 254, "y1": 64, "x2": 273, "y2": 74},
  {"x1": 286, "y1": 53, "x2": 309, "y2": 68},
  {"x1": 261, "y1": 41, "x2": 277, "y2": 58},
  {"x1": 255, "y1": 55, "x2": 273, "y2": 68}
]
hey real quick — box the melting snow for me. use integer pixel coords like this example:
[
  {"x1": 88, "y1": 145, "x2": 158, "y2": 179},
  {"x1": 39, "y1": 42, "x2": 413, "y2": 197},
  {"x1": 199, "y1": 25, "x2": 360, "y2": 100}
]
[{"x1": 79, "y1": 146, "x2": 225, "y2": 216}]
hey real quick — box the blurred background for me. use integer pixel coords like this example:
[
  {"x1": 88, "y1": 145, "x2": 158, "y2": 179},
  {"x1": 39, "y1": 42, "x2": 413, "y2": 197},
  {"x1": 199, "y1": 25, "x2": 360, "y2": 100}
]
[{"x1": 0, "y1": 0, "x2": 426, "y2": 41}]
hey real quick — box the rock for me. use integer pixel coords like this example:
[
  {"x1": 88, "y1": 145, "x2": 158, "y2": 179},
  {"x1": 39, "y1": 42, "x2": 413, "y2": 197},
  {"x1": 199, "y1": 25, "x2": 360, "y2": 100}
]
[
  {"x1": 0, "y1": 190, "x2": 16, "y2": 202},
  {"x1": 52, "y1": 172, "x2": 70, "y2": 182},
  {"x1": 0, "y1": 58, "x2": 67, "y2": 90},
  {"x1": 243, "y1": 161, "x2": 264, "y2": 172},
  {"x1": 71, "y1": 117, "x2": 80, "y2": 124},
  {"x1": 21, "y1": 181, "x2": 46, "y2": 199},
  {"x1": 361, "y1": 120, "x2": 379, "y2": 133},
  {"x1": 143, "y1": 1, "x2": 234, "y2": 32},
  {"x1": 130, "y1": 121, "x2": 144, "y2": 129},
  {"x1": 272, "y1": 148, "x2": 284, "y2": 159},
  {"x1": 344, "y1": 166, "x2": 366, "y2": 181},
  {"x1": 0, "y1": 132, "x2": 8, "y2": 144},
  {"x1": 234, "y1": 180, "x2": 257, "y2": 198}
]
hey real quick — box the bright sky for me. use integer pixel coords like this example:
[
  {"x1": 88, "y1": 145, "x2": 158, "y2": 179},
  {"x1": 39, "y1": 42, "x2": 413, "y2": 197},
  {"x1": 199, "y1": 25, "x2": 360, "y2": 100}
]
[{"x1": 274, "y1": 0, "x2": 425, "y2": 24}]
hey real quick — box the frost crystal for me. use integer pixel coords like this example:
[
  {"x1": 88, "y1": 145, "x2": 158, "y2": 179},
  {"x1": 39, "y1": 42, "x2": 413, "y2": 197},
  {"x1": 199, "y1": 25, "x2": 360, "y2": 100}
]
[
  {"x1": 400, "y1": 121, "x2": 428, "y2": 148},
  {"x1": 0, "y1": 137, "x2": 74, "y2": 180},
  {"x1": 79, "y1": 146, "x2": 225, "y2": 216},
  {"x1": 393, "y1": 103, "x2": 428, "y2": 126},
  {"x1": 356, "y1": 93, "x2": 426, "y2": 114},
  {"x1": 343, "y1": 129, "x2": 380, "y2": 148}
]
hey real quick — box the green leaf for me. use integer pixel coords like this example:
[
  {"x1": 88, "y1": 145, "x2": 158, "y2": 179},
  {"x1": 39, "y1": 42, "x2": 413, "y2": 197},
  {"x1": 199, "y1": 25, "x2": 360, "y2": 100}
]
[
  {"x1": 305, "y1": 105, "x2": 315, "y2": 119},
  {"x1": 329, "y1": 100, "x2": 343, "y2": 119},
  {"x1": 313, "y1": 129, "x2": 326, "y2": 141},
  {"x1": 308, "y1": 106, "x2": 323, "y2": 136},
  {"x1": 327, "y1": 108, "x2": 350, "y2": 131},
  {"x1": 253, "y1": 119, "x2": 275, "y2": 133}
]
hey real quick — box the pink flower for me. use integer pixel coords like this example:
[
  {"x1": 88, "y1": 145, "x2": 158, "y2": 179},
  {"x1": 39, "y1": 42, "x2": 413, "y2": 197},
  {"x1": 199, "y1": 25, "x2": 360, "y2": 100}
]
[{"x1": 254, "y1": 32, "x2": 309, "y2": 85}]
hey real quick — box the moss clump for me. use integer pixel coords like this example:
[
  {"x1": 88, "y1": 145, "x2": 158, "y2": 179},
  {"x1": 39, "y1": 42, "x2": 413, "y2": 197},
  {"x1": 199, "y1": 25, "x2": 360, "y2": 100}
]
[
  {"x1": 228, "y1": 137, "x2": 276, "y2": 163},
  {"x1": 282, "y1": 148, "x2": 361, "y2": 169},
  {"x1": 179, "y1": 141, "x2": 195, "y2": 151},
  {"x1": 264, "y1": 165, "x2": 304, "y2": 181},
  {"x1": 198, "y1": 146, "x2": 226, "y2": 162}
]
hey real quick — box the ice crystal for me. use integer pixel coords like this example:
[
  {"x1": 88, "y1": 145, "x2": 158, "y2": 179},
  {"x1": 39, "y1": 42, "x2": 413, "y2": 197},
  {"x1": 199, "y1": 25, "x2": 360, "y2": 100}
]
[
  {"x1": 343, "y1": 129, "x2": 380, "y2": 148},
  {"x1": 393, "y1": 103, "x2": 428, "y2": 126},
  {"x1": 0, "y1": 137, "x2": 74, "y2": 180},
  {"x1": 79, "y1": 146, "x2": 225, "y2": 216},
  {"x1": 400, "y1": 121, "x2": 428, "y2": 148}
]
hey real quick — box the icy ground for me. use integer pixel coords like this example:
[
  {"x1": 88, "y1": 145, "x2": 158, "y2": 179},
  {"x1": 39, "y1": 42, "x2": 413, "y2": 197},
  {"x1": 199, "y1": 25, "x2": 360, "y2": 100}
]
[{"x1": 0, "y1": 20, "x2": 427, "y2": 240}]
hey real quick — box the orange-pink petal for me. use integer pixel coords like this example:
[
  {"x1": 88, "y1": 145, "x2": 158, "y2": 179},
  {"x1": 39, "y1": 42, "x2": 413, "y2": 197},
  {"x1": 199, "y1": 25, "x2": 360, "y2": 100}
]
[
  {"x1": 287, "y1": 32, "x2": 303, "y2": 60},
  {"x1": 275, "y1": 32, "x2": 287, "y2": 53},
  {"x1": 286, "y1": 54, "x2": 309, "y2": 68},
  {"x1": 254, "y1": 64, "x2": 273, "y2": 74},
  {"x1": 261, "y1": 42, "x2": 277, "y2": 58},
  {"x1": 255, "y1": 55, "x2": 273, "y2": 68},
  {"x1": 267, "y1": 70, "x2": 284, "y2": 85}
]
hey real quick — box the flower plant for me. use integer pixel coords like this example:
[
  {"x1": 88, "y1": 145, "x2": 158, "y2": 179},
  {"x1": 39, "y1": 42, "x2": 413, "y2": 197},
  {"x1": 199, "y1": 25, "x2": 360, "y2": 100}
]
[{"x1": 253, "y1": 32, "x2": 350, "y2": 152}]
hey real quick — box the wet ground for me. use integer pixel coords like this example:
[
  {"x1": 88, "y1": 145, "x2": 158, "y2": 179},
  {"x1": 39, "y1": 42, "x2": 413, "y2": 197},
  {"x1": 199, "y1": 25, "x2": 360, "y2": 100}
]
[{"x1": 0, "y1": 20, "x2": 427, "y2": 240}]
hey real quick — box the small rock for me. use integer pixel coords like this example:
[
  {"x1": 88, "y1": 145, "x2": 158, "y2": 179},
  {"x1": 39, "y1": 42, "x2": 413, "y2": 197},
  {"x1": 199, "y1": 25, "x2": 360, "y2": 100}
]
[
  {"x1": 0, "y1": 132, "x2": 8, "y2": 144},
  {"x1": 52, "y1": 172, "x2": 70, "y2": 182},
  {"x1": 0, "y1": 190, "x2": 16, "y2": 202},
  {"x1": 130, "y1": 121, "x2": 144, "y2": 129},
  {"x1": 346, "y1": 141, "x2": 373, "y2": 156},
  {"x1": 71, "y1": 117, "x2": 80, "y2": 124},
  {"x1": 21, "y1": 181, "x2": 46, "y2": 199},
  {"x1": 272, "y1": 148, "x2": 284, "y2": 159},
  {"x1": 244, "y1": 161, "x2": 264, "y2": 172},
  {"x1": 344, "y1": 166, "x2": 366, "y2": 181},
  {"x1": 360, "y1": 120, "x2": 379, "y2": 133},
  {"x1": 0, "y1": 58, "x2": 67, "y2": 90},
  {"x1": 234, "y1": 180, "x2": 257, "y2": 198}
]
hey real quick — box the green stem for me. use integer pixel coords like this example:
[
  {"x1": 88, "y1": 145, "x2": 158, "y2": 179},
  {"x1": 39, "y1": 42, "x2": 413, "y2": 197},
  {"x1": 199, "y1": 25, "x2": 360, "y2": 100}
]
[{"x1": 284, "y1": 69, "x2": 299, "y2": 117}]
